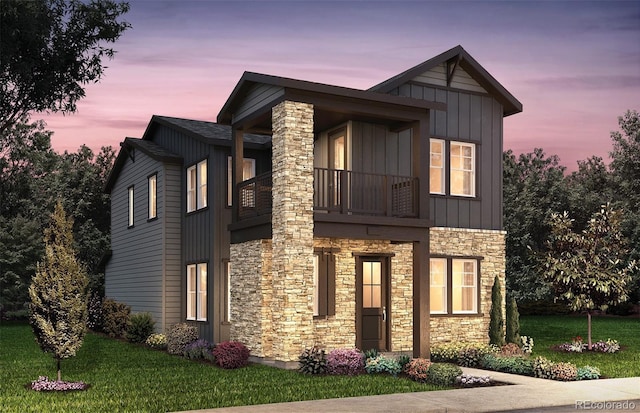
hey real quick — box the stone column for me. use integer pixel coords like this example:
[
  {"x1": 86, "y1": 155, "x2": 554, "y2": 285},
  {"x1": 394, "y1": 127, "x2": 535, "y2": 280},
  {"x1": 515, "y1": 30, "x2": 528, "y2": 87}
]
[{"x1": 270, "y1": 100, "x2": 315, "y2": 362}]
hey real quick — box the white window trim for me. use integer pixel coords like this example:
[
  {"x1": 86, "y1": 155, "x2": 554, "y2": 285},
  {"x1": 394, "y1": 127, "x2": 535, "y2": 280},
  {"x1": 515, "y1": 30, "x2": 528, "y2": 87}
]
[
  {"x1": 128, "y1": 186, "x2": 134, "y2": 227},
  {"x1": 450, "y1": 142, "x2": 476, "y2": 197},
  {"x1": 430, "y1": 139, "x2": 446, "y2": 195},
  {"x1": 148, "y1": 174, "x2": 157, "y2": 220},
  {"x1": 452, "y1": 259, "x2": 478, "y2": 314},
  {"x1": 186, "y1": 263, "x2": 207, "y2": 321}
]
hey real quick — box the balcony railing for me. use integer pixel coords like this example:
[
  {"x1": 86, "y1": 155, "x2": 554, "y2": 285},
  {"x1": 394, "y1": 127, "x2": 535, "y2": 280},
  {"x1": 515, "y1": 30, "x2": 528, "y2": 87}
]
[{"x1": 237, "y1": 168, "x2": 418, "y2": 220}]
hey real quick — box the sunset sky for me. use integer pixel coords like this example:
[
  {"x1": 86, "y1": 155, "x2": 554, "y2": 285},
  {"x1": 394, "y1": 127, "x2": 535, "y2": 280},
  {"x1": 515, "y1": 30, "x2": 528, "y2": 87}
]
[{"x1": 42, "y1": 0, "x2": 640, "y2": 171}]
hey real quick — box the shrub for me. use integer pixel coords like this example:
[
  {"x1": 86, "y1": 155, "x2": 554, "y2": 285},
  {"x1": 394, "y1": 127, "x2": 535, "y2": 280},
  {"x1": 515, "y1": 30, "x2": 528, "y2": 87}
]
[
  {"x1": 480, "y1": 354, "x2": 534, "y2": 376},
  {"x1": 520, "y1": 335, "x2": 534, "y2": 354},
  {"x1": 533, "y1": 356, "x2": 555, "y2": 379},
  {"x1": 576, "y1": 365, "x2": 601, "y2": 380},
  {"x1": 592, "y1": 339, "x2": 620, "y2": 353},
  {"x1": 405, "y1": 358, "x2": 431, "y2": 382},
  {"x1": 126, "y1": 312, "x2": 155, "y2": 343},
  {"x1": 458, "y1": 344, "x2": 497, "y2": 367},
  {"x1": 145, "y1": 333, "x2": 167, "y2": 350},
  {"x1": 505, "y1": 297, "x2": 521, "y2": 345},
  {"x1": 212, "y1": 341, "x2": 250, "y2": 369},
  {"x1": 365, "y1": 355, "x2": 402, "y2": 376},
  {"x1": 299, "y1": 347, "x2": 328, "y2": 375},
  {"x1": 427, "y1": 363, "x2": 463, "y2": 386},
  {"x1": 87, "y1": 293, "x2": 103, "y2": 331},
  {"x1": 488, "y1": 275, "x2": 505, "y2": 346},
  {"x1": 456, "y1": 374, "x2": 491, "y2": 387},
  {"x1": 431, "y1": 342, "x2": 465, "y2": 363},
  {"x1": 102, "y1": 298, "x2": 130, "y2": 338},
  {"x1": 183, "y1": 339, "x2": 213, "y2": 360},
  {"x1": 326, "y1": 348, "x2": 364, "y2": 376},
  {"x1": 500, "y1": 343, "x2": 523, "y2": 356},
  {"x1": 363, "y1": 348, "x2": 379, "y2": 360},
  {"x1": 166, "y1": 323, "x2": 199, "y2": 355},
  {"x1": 396, "y1": 354, "x2": 411, "y2": 371},
  {"x1": 551, "y1": 362, "x2": 578, "y2": 381}
]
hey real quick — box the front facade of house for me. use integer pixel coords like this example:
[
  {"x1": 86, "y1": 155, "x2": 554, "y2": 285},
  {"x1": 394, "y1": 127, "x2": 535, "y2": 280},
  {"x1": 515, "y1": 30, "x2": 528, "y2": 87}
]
[{"x1": 104, "y1": 46, "x2": 521, "y2": 366}]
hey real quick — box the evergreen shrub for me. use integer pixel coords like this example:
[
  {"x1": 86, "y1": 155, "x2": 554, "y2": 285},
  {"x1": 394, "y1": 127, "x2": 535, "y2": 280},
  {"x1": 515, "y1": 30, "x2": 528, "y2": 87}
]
[
  {"x1": 126, "y1": 312, "x2": 155, "y2": 343},
  {"x1": 299, "y1": 347, "x2": 328, "y2": 375},
  {"x1": 426, "y1": 363, "x2": 462, "y2": 386},
  {"x1": 101, "y1": 298, "x2": 130, "y2": 338}
]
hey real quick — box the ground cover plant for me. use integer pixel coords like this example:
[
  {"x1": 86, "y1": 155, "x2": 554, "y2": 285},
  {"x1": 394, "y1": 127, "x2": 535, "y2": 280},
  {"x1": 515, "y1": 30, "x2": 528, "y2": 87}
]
[
  {"x1": 520, "y1": 315, "x2": 640, "y2": 378},
  {"x1": 0, "y1": 323, "x2": 443, "y2": 413}
]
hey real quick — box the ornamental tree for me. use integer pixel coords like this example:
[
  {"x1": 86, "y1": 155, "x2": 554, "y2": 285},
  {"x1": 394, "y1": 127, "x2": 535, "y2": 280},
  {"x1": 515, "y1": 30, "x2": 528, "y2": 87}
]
[
  {"x1": 505, "y1": 297, "x2": 521, "y2": 345},
  {"x1": 543, "y1": 204, "x2": 637, "y2": 349},
  {"x1": 488, "y1": 275, "x2": 505, "y2": 346},
  {"x1": 29, "y1": 201, "x2": 88, "y2": 381}
]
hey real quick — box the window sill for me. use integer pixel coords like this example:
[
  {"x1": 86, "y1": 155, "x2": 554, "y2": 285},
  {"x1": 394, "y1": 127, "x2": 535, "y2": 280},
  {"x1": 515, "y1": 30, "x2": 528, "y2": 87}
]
[
  {"x1": 186, "y1": 206, "x2": 209, "y2": 216},
  {"x1": 430, "y1": 313, "x2": 484, "y2": 318},
  {"x1": 147, "y1": 217, "x2": 158, "y2": 223}
]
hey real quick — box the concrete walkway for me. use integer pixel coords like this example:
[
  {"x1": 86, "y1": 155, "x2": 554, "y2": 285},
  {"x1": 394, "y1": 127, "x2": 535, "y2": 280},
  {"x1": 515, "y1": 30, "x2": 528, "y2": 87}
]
[{"x1": 176, "y1": 368, "x2": 640, "y2": 413}]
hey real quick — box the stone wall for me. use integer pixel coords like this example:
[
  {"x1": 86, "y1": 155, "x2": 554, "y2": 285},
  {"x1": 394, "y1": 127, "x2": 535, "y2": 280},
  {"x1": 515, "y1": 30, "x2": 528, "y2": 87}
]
[{"x1": 429, "y1": 227, "x2": 506, "y2": 344}]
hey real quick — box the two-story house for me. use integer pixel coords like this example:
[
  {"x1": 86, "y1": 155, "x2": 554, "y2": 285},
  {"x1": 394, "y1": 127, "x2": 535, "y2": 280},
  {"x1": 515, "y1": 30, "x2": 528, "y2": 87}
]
[{"x1": 104, "y1": 45, "x2": 522, "y2": 367}]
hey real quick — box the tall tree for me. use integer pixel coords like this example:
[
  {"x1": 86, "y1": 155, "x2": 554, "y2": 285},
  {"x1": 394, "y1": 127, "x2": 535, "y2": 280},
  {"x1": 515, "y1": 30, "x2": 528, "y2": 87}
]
[
  {"x1": 489, "y1": 275, "x2": 505, "y2": 346},
  {"x1": 503, "y1": 148, "x2": 569, "y2": 301},
  {"x1": 0, "y1": 0, "x2": 130, "y2": 133},
  {"x1": 29, "y1": 201, "x2": 89, "y2": 381},
  {"x1": 543, "y1": 205, "x2": 636, "y2": 349}
]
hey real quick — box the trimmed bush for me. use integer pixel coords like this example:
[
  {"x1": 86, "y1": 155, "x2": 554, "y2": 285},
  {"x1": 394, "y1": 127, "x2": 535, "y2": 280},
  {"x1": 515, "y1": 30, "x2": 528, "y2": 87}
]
[
  {"x1": 327, "y1": 348, "x2": 365, "y2": 376},
  {"x1": 87, "y1": 293, "x2": 103, "y2": 331},
  {"x1": 500, "y1": 342, "x2": 523, "y2": 356},
  {"x1": 430, "y1": 342, "x2": 465, "y2": 363},
  {"x1": 212, "y1": 341, "x2": 250, "y2": 369},
  {"x1": 480, "y1": 354, "x2": 534, "y2": 376},
  {"x1": 576, "y1": 365, "x2": 601, "y2": 380},
  {"x1": 183, "y1": 339, "x2": 213, "y2": 360},
  {"x1": 406, "y1": 358, "x2": 431, "y2": 382},
  {"x1": 365, "y1": 355, "x2": 402, "y2": 376},
  {"x1": 533, "y1": 356, "x2": 555, "y2": 379},
  {"x1": 102, "y1": 298, "x2": 130, "y2": 338},
  {"x1": 426, "y1": 363, "x2": 462, "y2": 386},
  {"x1": 458, "y1": 344, "x2": 497, "y2": 367},
  {"x1": 167, "y1": 323, "x2": 199, "y2": 355},
  {"x1": 299, "y1": 347, "x2": 328, "y2": 375},
  {"x1": 505, "y1": 297, "x2": 521, "y2": 345},
  {"x1": 551, "y1": 362, "x2": 578, "y2": 381},
  {"x1": 145, "y1": 333, "x2": 167, "y2": 350},
  {"x1": 126, "y1": 312, "x2": 155, "y2": 343}
]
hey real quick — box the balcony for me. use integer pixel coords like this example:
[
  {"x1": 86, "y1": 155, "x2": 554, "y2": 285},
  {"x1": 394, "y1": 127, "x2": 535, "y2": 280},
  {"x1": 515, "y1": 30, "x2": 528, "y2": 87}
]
[{"x1": 237, "y1": 168, "x2": 418, "y2": 220}]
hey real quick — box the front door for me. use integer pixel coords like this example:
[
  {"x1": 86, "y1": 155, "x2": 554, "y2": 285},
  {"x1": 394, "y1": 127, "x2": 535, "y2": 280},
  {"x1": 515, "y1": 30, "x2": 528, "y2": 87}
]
[{"x1": 357, "y1": 257, "x2": 389, "y2": 352}]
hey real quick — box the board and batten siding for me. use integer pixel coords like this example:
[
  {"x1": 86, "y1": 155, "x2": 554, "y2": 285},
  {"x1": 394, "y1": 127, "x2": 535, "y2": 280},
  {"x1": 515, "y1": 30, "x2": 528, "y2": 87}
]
[
  {"x1": 105, "y1": 149, "x2": 182, "y2": 332},
  {"x1": 392, "y1": 79, "x2": 504, "y2": 231}
]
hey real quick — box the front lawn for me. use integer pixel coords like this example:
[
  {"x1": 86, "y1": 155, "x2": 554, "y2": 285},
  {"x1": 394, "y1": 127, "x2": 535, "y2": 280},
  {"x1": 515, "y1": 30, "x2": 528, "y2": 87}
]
[
  {"x1": 520, "y1": 315, "x2": 640, "y2": 378},
  {"x1": 0, "y1": 323, "x2": 441, "y2": 413}
]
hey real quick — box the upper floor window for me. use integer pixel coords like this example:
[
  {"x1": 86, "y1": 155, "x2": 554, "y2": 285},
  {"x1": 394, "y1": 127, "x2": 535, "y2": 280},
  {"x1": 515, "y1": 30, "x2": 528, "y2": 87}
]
[
  {"x1": 227, "y1": 156, "x2": 256, "y2": 206},
  {"x1": 450, "y1": 142, "x2": 475, "y2": 197},
  {"x1": 148, "y1": 174, "x2": 157, "y2": 220},
  {"x1": 187, "y1": 263, "x2": 207, "y2": 321},
  {"x1": 187, "y1": 160, "x2": 207, "y2": 213},
  {"x1": 128, "y1": 186, "x2": 134, "y2": 227},
  {"x1": 430, "y1": 139, "x2": 445, "y2": 194}
]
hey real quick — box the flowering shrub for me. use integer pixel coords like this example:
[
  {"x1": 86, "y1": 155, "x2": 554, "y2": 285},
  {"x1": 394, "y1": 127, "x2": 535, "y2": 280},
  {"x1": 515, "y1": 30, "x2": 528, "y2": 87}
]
[
  {"x1": 500, "y1": 343, "x2": 523, "y2": 356},
  {"x1": 455, "y1": 374, "x2": 491, "y2": 387},
  {"x1": 212, "y1": 341, "x2": 250, "y2": 369},
  {"x1": 557, "y1": 337, "x2": 620, "y2": 353},
  {"x1": 87, "y1": 293, "x2": 103, "y2": 331},
  {"x1": 326, "y1": 348, "x2": 365, "y2": 375},
  {"x1": 167, "y1": 323, "x2": 199, "y2": 355},
  {"x1": 551, "y1": 362, "x2": 578, "y2": 381},
  {"x1": 31, "y1": 376, "x2": 88, "y2": 392},
  {"x1": 592, "y1": 339, "x2": 620, "y2": 353},
  {"x1": 405, "y1": 358, "x2": 431, "y2": 382},
  {"x1": 145, "y1": 333, "x2": 167, "y2": 350},
  {"x1": 533, "y1": 356, "x2": 555, "y2": 379},
  {"x1": 520, "y1": 335, "x2": 534, "y2": 354},
  {"x1": 299, "y1": 347, "x2": 328, "y2": 375},
  {"x1": 430, "y1": 342, "x2": 465, "y2": 363},
  {"x1": 183, "y1": 339, "x2": 213, "y2": 360},
  {"x1": 365, "y1": 355, "x2": 402, "y2": 376},
  {"x1": 577, "y1": 365, "x2": 601, "y2": 380},
  {"x1": 427, "y1": 363, "x2": 463, "y2": 386},
  {"x1": 458, "y1": 344, "x2": 497, "y2": 367}
]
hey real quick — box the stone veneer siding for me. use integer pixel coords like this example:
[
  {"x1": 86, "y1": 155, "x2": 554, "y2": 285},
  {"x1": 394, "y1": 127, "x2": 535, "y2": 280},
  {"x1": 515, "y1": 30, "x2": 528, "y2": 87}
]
[{"x1": 429, "y1": 227, "x2": 506, "y2": 344}]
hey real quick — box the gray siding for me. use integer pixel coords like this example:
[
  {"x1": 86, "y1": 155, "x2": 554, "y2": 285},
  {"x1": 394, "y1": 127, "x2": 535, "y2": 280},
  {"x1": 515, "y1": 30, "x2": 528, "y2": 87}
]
[
  {"x1": 234, "y1": 83, "x2": 284, "y2": 124},
  {"x1": 105, "y1": 149, "x2": 181, "y2": 332},
  {"x1": 163, "y1": 163, "x2": 182, "y2": 331},
  {"x1": 350, "y1": 122, "x2": 412, "y2": 177},
  {"x1": 394, "y1": 83, "x2": 504, "y2": 230}
]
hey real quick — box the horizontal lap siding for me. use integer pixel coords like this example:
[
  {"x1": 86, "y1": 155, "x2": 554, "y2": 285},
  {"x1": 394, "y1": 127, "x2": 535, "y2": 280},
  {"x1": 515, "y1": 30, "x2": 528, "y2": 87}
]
[{"x1": 235, "y1": 84, "x2": 284, "y2": 124}]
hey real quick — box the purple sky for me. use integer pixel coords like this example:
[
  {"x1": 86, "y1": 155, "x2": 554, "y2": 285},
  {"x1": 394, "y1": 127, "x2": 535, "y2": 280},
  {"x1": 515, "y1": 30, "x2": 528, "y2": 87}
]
[{"x1": 42, "y1": 0, "x2": 640, "y2": 171}]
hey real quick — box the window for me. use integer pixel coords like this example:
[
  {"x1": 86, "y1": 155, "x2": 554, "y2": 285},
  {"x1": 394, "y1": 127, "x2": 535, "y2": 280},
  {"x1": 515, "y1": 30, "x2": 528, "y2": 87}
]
[
  {"x1": 187, "y1": 160, "x2": 207, "y2": 213},
  {"x1": 148, "y1": 174, "x2": 157, "y2": 220},
  {"x1": 429, "y1": 258, "x2": 447, "y2": 313},
  {"x1": 227, "y1": 157, "x2": 256, "y2": 206},
  {"x1": 313, "y1": 251, "x2": 336, "y2": 317},
  {"x1": 430, "y1": 139, "x2": 445, "y2": 194},
  {"x1": 430, "y1": 257, "x2": 479, "y2": 314},
  {"x1": 128, "y1": 186, "x2": 134, "y2": 227},
  {"x1": 186, "y1": 263, "x2": 207, "y2": 321},
  {"x1": 224, "y1": 261, "x2": 231, "y2": 322},
  {"x1": 450, "y1": 142, "x2": 475, "y2": 197}
]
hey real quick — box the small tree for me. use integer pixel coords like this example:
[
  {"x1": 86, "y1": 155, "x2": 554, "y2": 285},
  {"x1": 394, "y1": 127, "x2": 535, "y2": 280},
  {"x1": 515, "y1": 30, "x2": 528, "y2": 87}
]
[
  {"x1": 543, "y1": 204, "x2": 637, "y2": 349},
  {"x1": 489, "y1": 275, "x2": 505, "y2": 346},
  {"x1": 29, "y1": 201, "x2": 88, "y2": 381},
  {"x1": 505, "y1": 297, "x2": 521, "y2": 345}
]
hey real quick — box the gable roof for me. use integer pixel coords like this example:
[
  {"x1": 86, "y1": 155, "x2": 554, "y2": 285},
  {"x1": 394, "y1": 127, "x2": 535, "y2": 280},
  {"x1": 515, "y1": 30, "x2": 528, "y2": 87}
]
[{"x1": 369, "y1": 45, "x2": 522, "y2": 117}]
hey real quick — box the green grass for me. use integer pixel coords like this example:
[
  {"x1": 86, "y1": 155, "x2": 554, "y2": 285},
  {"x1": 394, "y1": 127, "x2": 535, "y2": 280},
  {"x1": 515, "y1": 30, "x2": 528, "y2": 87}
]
[
  {"x1": 0, "y1": 323, "x2": 441, "y2": 413},
  {"x1": 520, "y1": 315, "x2": 640, "y2": 378}
]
